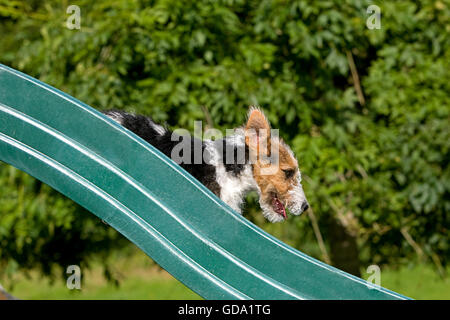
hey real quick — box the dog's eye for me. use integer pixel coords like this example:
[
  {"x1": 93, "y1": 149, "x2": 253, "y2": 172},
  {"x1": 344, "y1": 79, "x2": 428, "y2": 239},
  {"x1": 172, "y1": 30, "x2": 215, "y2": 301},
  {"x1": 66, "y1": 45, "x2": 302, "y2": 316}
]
[{"x1": 282, "y1": 169, "x2": 295, "y2": 179}]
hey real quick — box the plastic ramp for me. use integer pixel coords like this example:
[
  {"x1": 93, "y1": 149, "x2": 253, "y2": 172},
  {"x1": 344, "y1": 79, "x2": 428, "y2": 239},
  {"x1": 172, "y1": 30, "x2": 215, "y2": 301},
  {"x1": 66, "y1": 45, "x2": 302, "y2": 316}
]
[{"x1": 0, "y1": 64, "x2": 409, "y2": 300}]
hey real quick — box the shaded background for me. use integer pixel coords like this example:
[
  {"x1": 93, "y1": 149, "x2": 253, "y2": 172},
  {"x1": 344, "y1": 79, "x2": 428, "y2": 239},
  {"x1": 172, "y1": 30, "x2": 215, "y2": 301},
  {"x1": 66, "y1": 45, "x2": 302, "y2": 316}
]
[{"x1": 0, "y1": 0, "x2": 449, "y2": 299}]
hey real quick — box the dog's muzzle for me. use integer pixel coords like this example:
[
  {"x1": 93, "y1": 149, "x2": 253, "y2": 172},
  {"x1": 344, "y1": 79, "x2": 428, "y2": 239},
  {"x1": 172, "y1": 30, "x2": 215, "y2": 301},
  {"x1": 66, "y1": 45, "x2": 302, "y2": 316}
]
[{"x1": 287, "y1": 186, "x2": 309, "y2": 215}]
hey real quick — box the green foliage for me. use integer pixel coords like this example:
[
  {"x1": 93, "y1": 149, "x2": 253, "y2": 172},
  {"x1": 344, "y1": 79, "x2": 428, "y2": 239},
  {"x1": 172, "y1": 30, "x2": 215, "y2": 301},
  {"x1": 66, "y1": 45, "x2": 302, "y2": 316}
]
[
  {"x1": 0, "y1": 0, "x2": 448, "y2": 278},
  {"x1": 0, "y1": 166, "x2": 129, "y2": 280}
]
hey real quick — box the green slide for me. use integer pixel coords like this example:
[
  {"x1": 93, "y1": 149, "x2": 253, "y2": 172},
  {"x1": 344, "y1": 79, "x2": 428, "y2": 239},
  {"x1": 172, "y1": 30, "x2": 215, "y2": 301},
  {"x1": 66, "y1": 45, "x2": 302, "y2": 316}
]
[{"x1": 0, "y1": 64, "x2": 409, "y2": 300}]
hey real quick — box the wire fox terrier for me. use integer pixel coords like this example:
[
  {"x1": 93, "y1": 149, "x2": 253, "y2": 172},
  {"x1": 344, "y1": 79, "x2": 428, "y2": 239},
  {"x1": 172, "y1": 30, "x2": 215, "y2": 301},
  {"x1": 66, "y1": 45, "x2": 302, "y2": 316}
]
[{"x1": 105, "y1": 107, "x2": 309, "y2": 222}]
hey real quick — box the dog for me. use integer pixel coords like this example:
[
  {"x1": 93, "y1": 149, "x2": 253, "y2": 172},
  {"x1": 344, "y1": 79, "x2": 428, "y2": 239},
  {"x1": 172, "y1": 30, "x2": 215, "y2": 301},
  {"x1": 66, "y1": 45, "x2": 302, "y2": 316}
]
[{"x1": 104, "y1": 107, "x2": 309, "y2": 222}]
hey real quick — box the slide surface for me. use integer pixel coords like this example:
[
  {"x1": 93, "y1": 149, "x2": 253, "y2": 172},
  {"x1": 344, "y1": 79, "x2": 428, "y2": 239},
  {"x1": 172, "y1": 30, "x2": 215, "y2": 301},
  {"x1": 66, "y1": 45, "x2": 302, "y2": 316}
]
[{"x1": 0, "y1": 64, "x2": 409, "y2": 299}]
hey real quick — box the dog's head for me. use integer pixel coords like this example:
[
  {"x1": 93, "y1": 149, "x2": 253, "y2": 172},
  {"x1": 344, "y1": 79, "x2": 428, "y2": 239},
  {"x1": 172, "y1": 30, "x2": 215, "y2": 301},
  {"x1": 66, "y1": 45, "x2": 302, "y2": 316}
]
[{"x1": 244, "y1": 107, "x2": 309, "y2": 222}]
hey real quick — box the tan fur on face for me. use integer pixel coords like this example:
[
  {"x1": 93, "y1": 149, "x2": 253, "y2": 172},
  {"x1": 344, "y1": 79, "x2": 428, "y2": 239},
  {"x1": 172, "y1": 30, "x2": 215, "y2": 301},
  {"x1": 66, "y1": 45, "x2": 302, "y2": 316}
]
[
  {"x1": 244, "y1": 107, "x2": 307, "y2": 221},
  {"x1": 252, "y1": 139, "x2": 300, "y2": 207}
]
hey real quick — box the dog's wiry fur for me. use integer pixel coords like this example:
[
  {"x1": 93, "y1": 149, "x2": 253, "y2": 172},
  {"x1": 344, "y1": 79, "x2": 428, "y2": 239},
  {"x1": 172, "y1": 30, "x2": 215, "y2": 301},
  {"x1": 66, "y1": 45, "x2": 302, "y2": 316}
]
[{"x1": 104, "y1": 107, "x2": 308, "y2": 222}]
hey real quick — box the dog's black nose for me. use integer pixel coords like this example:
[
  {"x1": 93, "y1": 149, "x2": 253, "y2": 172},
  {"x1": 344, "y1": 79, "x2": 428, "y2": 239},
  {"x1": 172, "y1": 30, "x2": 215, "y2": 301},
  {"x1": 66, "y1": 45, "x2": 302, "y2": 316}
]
[{"x1": 301, "y1": 201, "x2": 309, "y2": 211}]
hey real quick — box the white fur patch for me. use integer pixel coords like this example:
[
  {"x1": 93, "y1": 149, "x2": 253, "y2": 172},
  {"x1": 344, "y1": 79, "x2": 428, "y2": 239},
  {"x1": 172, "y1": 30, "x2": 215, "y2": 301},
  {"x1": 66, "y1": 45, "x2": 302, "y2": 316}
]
[
  {"x1": 219, "y1": 164, "x2": 256, "y2": 213},
  {"x1": 205, "y1": 139, "x2": 256, "y2": 213},
  {"x1": 287, "y1": 184, "x2": 307, "y2": 215}
]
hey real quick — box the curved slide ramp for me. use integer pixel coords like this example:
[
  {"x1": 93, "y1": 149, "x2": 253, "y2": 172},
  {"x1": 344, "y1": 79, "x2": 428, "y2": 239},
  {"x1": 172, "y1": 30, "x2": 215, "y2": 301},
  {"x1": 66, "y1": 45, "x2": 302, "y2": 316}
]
[{"x1": 0, "y1": 64, "x2": 409, "y2": 300}]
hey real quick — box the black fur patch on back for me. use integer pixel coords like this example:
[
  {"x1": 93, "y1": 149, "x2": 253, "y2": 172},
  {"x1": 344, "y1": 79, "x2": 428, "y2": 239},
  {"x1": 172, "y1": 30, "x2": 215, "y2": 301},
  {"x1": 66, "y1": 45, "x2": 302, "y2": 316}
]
[
  {"x1": 103, "y1": 110, "x2": 221, "y2": 196},
  {"x1": 220, "y1": 140, "x2": 249, "y2": 176}
]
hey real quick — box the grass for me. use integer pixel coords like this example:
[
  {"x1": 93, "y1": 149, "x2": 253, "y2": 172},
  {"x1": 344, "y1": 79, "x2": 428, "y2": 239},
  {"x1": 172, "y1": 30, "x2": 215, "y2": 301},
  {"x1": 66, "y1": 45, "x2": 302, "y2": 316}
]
[
  {"x1": 7, "y1": 275, "x2": 200, "y2": 300},
  {"x1": 365, "y1": 263, "x2": 450, "y2": 300},
  {"x1": 3, "y1": 247, "x2": 449, "y2": 300},
  {"x1": 4, "y1": 248, "x2": 201, "y2": 300}
]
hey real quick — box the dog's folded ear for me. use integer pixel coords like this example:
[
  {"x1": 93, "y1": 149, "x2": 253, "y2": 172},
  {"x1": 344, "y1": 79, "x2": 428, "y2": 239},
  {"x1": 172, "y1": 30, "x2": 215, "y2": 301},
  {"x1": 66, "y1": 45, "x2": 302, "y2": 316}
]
[{"x1": 245, "y1": 107, "x2": 271, "y2": 157}]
